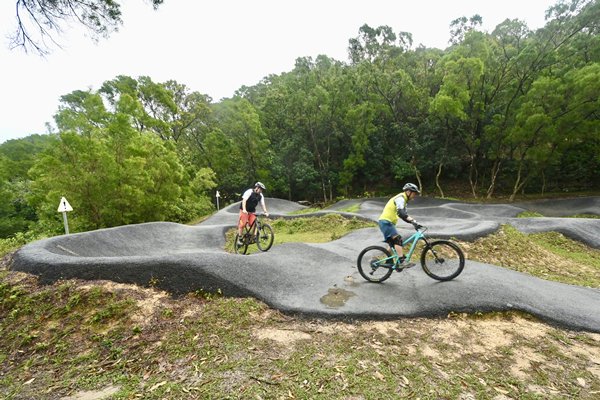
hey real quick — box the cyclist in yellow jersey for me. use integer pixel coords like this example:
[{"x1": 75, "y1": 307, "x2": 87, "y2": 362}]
[{"x1": 378, "y1": 183, "x2": 422, "y2": 265}]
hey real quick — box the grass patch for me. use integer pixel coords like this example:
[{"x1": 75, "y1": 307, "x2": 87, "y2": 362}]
[
  {"x1": 336, "y1": 203, "x2": 361, "y2": 213},
  {"x1": 1, "y1": 273, "x2": 599, "y2": 399},
  {"x1": 270, "y1": 214, "x2": 375, "y2": 242},
  {"x1": 0, "y1": 232, "x2": 45, "y2": 258},
  {"x1": 570, "y1": 214, "x2": 600, "y2": 219},
  {"x1": 529, "y1": 231, "x2": 600, "y2": 269},
  {"x1": 517, "y1": 211, "x2": 599, "y2": 219},
  {"x1": 225, "y1": 214, "x2": 376, "y2": 253},
  {"x1": 288, "y1": 207, "x2": 322, "y2": 215},
  {"x1": 459, "y1": 225, "x2": 600, "y2": 288},
  {"x1": 517, "y1": 210, "x2": 545, "y2": 218}
]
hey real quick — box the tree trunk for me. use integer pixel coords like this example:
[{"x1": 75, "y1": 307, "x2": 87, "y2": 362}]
[
  {"x1": 541, "y1": 170, "x2": 546, "y2": 196},
  {"x1": 435, "y1": 162, "x2": 444, "y2": 198},
  {"x1": 486, "y1": 160, "x2": 502, "y2": 199},
  {"x1": 509, "y1": 160, "x2": 529, "y2": 202},
  {"x1": 412, "y1": 162, "x2": 423, "y2": 194},
  {"x1": 307, "y1": 126, "x2": 329, "y2": 204},
  {"x1": 468, "y1": 154, "x2": 478, "y2": 198}
]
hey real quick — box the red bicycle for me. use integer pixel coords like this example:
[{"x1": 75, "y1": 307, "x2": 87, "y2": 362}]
[{"x1": 234, "y1": 213, "x2": 274, "y2": 255}]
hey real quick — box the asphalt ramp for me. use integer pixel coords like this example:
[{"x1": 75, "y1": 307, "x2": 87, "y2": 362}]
[{"x1": 10, "y1": 196, "x2": 600, "y2": 332}]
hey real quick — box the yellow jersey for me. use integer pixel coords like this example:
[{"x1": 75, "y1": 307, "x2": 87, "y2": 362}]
[{"x1": 378, "y1": 192, "x2": 409, "y2": 224}]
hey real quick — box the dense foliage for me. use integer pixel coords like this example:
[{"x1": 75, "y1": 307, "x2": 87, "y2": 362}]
[{"x1": 1, "y1": 0, "x2": 599, "y2": 238}]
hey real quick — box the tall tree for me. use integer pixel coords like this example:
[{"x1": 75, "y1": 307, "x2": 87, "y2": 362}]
[
  {"x1": 0, "y1": 134, "x2": 54, "y2": 237},
  {"x1": 29, "y1": 83, "x2": 216, "y2": 233},
  {"x1": 9, "y1": 0, "x2": 164, "y2": 55},
  {"x1": 210, "y1": 97, "x2": 271, "y2": 197}
]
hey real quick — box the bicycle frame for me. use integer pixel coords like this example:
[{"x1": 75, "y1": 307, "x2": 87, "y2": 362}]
[
  {"x1": 397, "y1": 228, "x2": 427, "y2": 261},
  {"x1": 242, "y1": 213, "x2": 264, "y2": 238},
  {"x1": 240, "y1": 213, "x2": 272, "y2": 245},
  {"x1": 235, "y1": 213, "x2": 274, "y2": 255},
  {"x1": 378, "y1": 228, "x2": 428, "y2": 268},
  {"x1": 357, "y1": 225, "x2": 465, "y2": 282}
]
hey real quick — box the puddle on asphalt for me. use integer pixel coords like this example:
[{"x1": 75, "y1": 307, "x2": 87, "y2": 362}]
[{"x1": 320, "y1": 287, "x2": 356, "y2": 308}]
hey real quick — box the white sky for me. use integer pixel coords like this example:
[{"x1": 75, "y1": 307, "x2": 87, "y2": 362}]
[{"x1": 0, "y1": 0, "x2": 557, "y2": 144}]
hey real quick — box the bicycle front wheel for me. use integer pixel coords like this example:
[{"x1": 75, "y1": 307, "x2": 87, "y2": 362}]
[
  {"x1": 420, "y1": 240, "x2": 464, "y2": 281},
  {"x1": 357, "y1": 246, "x2": 394, "y2": 283},
  {"x1": 234, "y1": 232, "x2": 248, "y2": 255},
  {"x1": 256, "y1": 223, "x2": 274, "y2": 252}
]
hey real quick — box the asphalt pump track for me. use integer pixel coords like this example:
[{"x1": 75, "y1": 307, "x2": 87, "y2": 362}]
[{"x1": 10, "y1": 196, "x2": 600, "y2": 332}]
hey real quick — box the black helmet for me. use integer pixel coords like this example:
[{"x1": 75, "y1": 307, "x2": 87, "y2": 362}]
[
  {"x1": 255, "y1": 181, "x2": 266, "y2": 190},
  {"x1": 402, "y1": 183, "x2": 420, "y2": 193}
]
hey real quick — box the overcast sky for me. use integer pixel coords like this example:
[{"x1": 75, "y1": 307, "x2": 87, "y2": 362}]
[{"x1": 0, "y1": 0, "x2": 558, "y2": 144}]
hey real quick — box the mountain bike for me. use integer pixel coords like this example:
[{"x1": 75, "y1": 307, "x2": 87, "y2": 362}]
[
  {"x1": 357, "y1": 226, "x2": 465, "y2": 283},
  {"x1": 234, "y1": 213, "x2": 275, "y2": 255}
]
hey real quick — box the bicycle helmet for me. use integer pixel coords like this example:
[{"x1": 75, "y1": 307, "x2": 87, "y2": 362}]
[
  {"x1": 255, "y1": 181, "x2": 266, "y2": 190},
  {"x1": 402, "y1": 183, "x2": 420, "y2": 193}
]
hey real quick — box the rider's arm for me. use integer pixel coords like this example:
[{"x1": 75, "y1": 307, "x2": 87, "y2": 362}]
[
  {"x1": 396, "y1": 208, "x2": 415, "y2": 223},
  {"x1": 260, "y1": 195, "x2": 269, "y2": 216},
  {"x1": 395, "y1": 196, "x2": 415, "y2": 224},
  {"x1": 241, "y1": 198, "x2": 248, "y2": 213}
]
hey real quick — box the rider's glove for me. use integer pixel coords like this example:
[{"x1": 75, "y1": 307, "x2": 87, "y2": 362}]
[{"x1": 411, "y1": 221, "x2": 423, "y2": 229}]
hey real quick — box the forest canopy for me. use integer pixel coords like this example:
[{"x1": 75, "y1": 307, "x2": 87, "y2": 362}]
[{"x1": 1, "y1": 0, "x2": 598, "y2": 238}]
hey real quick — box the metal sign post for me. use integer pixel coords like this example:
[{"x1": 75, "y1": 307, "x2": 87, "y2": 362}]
[
  {"x1": 57, "y1": 196, "x2": 73, "y2": 234},
  {"x1": 216, "y1": 190, "x2": 221, "y2": 211}
]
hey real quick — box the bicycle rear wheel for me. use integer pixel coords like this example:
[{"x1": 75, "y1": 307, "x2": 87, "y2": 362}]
[
  {"x1": 234, "y1": 232, "x2": 248, "y2": 255},
  {"x1": 256, "y1": 223, "x2": 274, "y2": 252},
  {"x1": 357, "y1": 246, "x2": 394, "y2": 283},
  {"x1": 420, "y1": 240, "x2": 464, "y2": 281}
]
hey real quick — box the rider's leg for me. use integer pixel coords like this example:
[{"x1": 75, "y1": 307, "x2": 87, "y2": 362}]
[
  {"x1": 248, "y1": 213, "x2": 257, "y2": 236},
  {"x1": 379, "y1": 220, "x2": 403, "y2": 258},
  {"x1": 391, "y1": 235, "x2": 403, "y2": 259},
  {"x1": 238, "y1": 211, "x2": 250, "y2": 238}
]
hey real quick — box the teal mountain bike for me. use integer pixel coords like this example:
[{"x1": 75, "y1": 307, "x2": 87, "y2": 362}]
[{"x1": 357, "y1": 226, "x2": 465, "y2": 283}]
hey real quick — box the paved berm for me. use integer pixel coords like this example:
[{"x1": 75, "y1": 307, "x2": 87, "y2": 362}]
[{"x1": 11, "y1": 196, "x2": 600, "y2": 332}]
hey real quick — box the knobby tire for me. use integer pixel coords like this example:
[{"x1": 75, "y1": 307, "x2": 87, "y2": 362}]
[
  {"x1": 357, "y1": 245, "x2": 394, "y2": 283},
  {"x1": 234, "y1": 232, "x2": 248, "y2": 255},
  {"x1": 256, "y1": 223, "x2": 274, "y2": 252},
  {"x1": 420, "y1": 240, "x2": 465, "y2": 281}
]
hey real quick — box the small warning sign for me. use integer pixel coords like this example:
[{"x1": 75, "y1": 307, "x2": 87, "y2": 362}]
[{"x1": 57, "y1": 197, "x2": 73, "y2": 213}]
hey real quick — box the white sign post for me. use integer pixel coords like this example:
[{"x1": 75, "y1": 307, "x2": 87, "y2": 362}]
[
  {"x1": 57, "y1": 196, "x2": 73, "y2": 234},
  {"x1": 216, "y1": 190, "x2": 221, "y2": 211}
]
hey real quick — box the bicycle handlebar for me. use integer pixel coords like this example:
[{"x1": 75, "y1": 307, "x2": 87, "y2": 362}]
[{"x1": 414, "y1": 225, "x2": 427, "y2": 232}]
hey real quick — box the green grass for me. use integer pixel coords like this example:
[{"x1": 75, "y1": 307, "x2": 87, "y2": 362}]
[
  {"x1": 2, "y1": 205, "x2": 600, "y2": 399},
  {"x1": 289, "y1": 201, "x2": 362, "y2": 215},
  {"x1": 530, "y1": 231, "x2": 600, "y2": 269},
  {"x1": 225, "y1": 214, "x2": 376, "y2": 253},
  {"x1": 517, "y1": 210, "x2": 545, "y2": 218},
  {"x1": 570, "y1": 214, "x2": 600, "y2": 219},
  {"x1": 0, "y1": 232, "x2": 44, "y2": 257},
  {"x1": 1, "y1": 277, "x2": 599, "y2": 399},
  {"x1": 459, "y1": 225, "x2": 600, "y2": 288},
  {"x1": 288, "y1": 207, "x2": 323, "y2": 215},
  {"x1": 270, "y1": 214, "x2": 374, "y2": 241},
  {"x1": 336, "y1": 203, "x2": 361, "y2": 213},
  {"x1": 518, "y1": 211, "x2": 599, "y2": 219}
]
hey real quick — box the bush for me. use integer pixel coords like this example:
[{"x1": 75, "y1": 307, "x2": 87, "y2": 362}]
[{"x1": 0, "y1": 232, "x2": 42, "y2": 257}]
